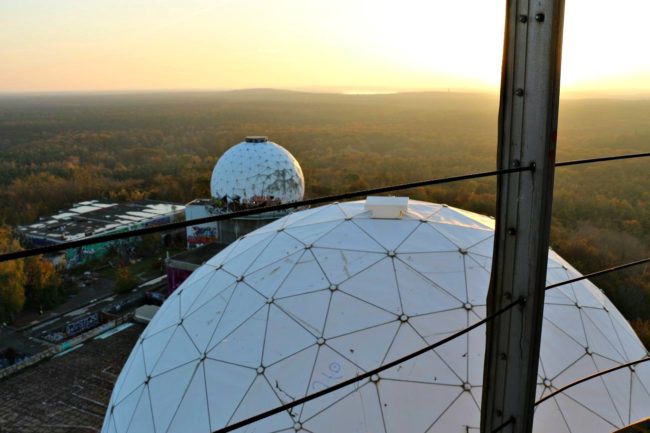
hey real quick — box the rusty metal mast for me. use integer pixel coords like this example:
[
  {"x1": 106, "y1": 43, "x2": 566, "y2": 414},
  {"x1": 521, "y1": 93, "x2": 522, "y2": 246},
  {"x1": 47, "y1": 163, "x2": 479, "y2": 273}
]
[{"x1": 480, "y1": 0, "x2": 566, "y2": 432}]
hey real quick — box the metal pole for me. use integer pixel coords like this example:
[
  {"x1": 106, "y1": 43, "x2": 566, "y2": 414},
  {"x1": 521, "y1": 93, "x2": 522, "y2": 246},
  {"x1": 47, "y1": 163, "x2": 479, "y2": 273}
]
[{"x1": 480, "y1": 0, "x2": 565, "y2": 432}]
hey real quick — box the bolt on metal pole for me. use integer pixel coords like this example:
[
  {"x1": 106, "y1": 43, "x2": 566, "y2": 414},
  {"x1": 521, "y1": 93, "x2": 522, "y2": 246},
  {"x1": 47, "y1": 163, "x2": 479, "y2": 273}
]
[{"x1": 480, "y1": 0, "x2": 565, "y2": 433}]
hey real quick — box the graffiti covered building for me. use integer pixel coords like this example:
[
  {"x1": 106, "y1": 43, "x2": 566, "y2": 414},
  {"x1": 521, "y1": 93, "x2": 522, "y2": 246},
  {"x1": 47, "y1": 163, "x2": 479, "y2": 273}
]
[
  {"x1": 184, "y1": 197, "x2": 290, "y2": 248},
  {"x1": 17, "y1": 200, "x2": 185, "y2": 268}
]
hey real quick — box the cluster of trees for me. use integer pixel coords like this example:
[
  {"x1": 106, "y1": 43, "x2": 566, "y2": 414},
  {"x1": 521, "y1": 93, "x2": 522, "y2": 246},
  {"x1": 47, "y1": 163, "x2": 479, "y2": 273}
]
[
  {"x1": 0, "y1": 90, "x2": 647, "y2": 345},
  {"x1": 0, "y1": 227, "x2": 64, "y2": 323},
  {"x1": 0, "y1": 227, "x2": 25, "y2": 323}
]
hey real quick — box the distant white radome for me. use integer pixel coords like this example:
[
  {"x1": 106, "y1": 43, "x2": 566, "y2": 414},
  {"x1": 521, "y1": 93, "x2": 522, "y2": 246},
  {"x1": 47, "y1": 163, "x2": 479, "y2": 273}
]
[
  {"x1": 210, "y1": 136, "x2": 305, "y2": 204},
  {"x1": 103, "y1": 199, "x2": 650, "y2": 433}
]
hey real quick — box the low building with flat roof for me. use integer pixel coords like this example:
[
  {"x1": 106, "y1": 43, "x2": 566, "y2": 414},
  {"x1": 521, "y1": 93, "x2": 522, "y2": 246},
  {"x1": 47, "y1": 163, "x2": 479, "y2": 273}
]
[{"x1": 18, "y1": 200, "x2": 185, "y2": 268}]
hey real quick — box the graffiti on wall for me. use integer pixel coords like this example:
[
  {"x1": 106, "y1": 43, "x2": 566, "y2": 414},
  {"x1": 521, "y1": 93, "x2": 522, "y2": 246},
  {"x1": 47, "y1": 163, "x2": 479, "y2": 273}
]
[
  {"x1": 43, "y1": 312, "x2": 102, "y2": 343},
  {"x1": 187, "y1": 225, "x2": 218, "y2": 247}
]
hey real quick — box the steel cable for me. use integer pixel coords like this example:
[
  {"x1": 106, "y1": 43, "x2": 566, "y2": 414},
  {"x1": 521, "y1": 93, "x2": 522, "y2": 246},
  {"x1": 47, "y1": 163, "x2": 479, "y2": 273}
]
[{"x1": 2, "y1": 151, "x2": 649, "y2": 263}]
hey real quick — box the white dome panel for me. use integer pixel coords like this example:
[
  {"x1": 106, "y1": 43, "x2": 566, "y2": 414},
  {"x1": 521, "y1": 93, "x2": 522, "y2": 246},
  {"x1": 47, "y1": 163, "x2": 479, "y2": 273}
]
[
  {"x1": 103, "y1": 200, "x2": 650, "y2": 433},
  {"x1": 210, "y1": 137, "x2": 305, "y2": 203}
]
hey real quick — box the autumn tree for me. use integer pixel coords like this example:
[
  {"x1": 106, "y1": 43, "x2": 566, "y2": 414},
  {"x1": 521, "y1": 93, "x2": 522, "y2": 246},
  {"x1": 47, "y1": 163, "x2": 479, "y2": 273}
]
[
  {"x1": 0, "y1": 227, "x2": 26, "y2": 323},
  {"x1": 0, "y1": 91, "x2": 648, "y2": 332},
  {"x1": 24, "y1": 255, "x2": 64, "y2": 312},
  {"x1": 115, "y1": 265, "x2": 138, "y2": 294},
  {"x1": 632, "y1": 319, "x2": 650, "y2": 350}
]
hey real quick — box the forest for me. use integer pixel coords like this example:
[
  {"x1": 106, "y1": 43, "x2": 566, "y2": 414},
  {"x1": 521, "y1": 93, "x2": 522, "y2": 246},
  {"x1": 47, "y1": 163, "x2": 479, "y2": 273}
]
[{"x1": 0, "y1": 89, "x2": 648, "y2": 345}]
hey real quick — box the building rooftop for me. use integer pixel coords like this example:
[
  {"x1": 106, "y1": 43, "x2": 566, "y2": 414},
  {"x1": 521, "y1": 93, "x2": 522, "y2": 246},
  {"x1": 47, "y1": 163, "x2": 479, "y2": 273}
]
[
  {"x1": 0, "y1": 322, "x2": 143, "y2": 433},
  {"x1": 18, "y1": 200, "x2": 185, "y2": 243}
]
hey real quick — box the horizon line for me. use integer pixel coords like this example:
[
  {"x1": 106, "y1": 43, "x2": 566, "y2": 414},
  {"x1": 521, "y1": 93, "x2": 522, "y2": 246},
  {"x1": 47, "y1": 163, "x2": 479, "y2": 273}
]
[{"x1": 1, "y1": 87, "x2": 649, "y2": 100}]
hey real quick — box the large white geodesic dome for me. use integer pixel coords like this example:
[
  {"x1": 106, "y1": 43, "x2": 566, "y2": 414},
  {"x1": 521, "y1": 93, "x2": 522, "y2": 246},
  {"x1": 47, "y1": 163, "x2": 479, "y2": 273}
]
[
  {"x1": 103, "y1": 199, "x2": 650, "y2": 433},
  {"x1": 210, "y1": 137, "x2": 305, "y2": 203}
]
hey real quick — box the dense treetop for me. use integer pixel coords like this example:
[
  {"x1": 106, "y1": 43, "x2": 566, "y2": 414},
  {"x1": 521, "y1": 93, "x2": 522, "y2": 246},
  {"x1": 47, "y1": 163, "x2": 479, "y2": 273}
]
[{"x1": 0, "y1": 90, "x2": 648, "y2": 343}]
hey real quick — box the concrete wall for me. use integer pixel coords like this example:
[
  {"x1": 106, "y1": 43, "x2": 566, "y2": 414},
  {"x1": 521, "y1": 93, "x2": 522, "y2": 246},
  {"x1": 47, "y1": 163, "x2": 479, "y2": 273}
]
[{"x1": 0, "y1": 313, "x2": 134, "y2": 381}]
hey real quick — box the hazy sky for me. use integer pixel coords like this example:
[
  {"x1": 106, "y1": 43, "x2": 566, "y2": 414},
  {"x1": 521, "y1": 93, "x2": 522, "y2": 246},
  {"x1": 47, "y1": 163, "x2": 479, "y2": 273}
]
[{"x1": 1, "y1": 0, "x2": 649, "y2": 95}]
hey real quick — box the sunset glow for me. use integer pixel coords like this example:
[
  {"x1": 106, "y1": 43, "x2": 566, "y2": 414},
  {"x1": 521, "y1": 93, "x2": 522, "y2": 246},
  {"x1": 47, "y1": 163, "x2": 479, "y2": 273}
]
[{"x1": 1, "y1": 0, "x2": 649, "y2": 95}]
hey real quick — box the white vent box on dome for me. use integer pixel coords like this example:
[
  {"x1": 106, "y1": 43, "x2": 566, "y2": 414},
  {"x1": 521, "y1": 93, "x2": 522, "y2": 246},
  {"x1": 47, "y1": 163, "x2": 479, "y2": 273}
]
[{"x1": 364, "y1": 196, "x2": 409, "y2": 219}]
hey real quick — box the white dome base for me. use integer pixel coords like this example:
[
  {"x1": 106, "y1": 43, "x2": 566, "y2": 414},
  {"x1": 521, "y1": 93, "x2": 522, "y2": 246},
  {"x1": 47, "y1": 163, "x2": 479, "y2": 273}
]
[
  {"x1": 103, "y1": 199, "x2": 650, "y2": 433},
  {"x1": 210, "y1": 137, "x2": 305, "y2": 204}
]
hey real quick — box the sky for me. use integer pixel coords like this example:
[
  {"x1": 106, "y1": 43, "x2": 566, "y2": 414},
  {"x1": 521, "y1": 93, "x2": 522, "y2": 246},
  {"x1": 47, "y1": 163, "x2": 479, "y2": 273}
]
[{"x1": 1, "y1": 0, "x2": 649, "y2": 95}]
